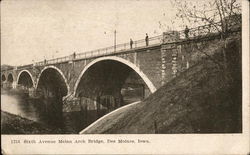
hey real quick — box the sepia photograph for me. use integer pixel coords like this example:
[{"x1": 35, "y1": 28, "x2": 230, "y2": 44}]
[{"x1": 1, "y1": 0, "x2": 249, "y2": 154}]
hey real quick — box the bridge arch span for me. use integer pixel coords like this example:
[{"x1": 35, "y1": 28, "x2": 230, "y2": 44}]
[
  {"x1": 73, "y1": 56, "x2": 156, "y2": 96},
  {"x1": 17, "y1": 70, "x2": 35, "y2": 88},
  {"x1": 35, "y1": 65, "x2": 70, "y2": 96},
  {"x1": 1, "y1": 74, "x2": 6, "y2": 81},
  {"x1": 7, "y1": 73, "x2": 14, "y2": 83}
]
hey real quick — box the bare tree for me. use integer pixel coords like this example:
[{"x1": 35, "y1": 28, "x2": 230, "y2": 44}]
[
  {"x1": 171, "y1": 0, "x2": 241, "y2": 35},
  {"x1": 168, "y1": 0, "x2": 241, "y2": 89}
]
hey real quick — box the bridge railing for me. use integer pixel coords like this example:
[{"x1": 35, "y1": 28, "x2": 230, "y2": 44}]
[
  {"x1": 74, "y1": 34, "x2": 163, "y2": 60},
  {"x1": 33, "y1": 35, "x2": 164, "y2": 67},
  {"x1": 179, "y1": 20, "x2": 240, "y2": 39},
  {"x1": 47, "y1": 55, "x2": 71, "y2": 64},
  {"x1": 179, "y1": 22, "x2": 222, "y2": 39},
  {"x1": 35, "y1": 55, "x2": 71, "y2": 66},
  {"x1": 17, "y1": 64, "x2": 33, "y2": 70}
]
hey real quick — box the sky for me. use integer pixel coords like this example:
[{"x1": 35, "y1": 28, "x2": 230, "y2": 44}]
[{"x1": 1, "y1": 0, "x2": 209, "y2": 66}]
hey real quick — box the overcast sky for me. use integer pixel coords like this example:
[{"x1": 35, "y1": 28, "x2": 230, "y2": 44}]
[{"x1": 1, "y1": 0, "x2": 209, "y2": 66}]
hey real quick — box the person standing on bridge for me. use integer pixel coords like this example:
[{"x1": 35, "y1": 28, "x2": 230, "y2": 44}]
[
  {"x1": 145, "y1": 33, "x2": 149, "y2": 46},
  {"x1": 184, "y1": 26, "x2": 190, "y2": 39},
  {"x1": 130, "y1": 38, "x2": 133, "y2": 49}
]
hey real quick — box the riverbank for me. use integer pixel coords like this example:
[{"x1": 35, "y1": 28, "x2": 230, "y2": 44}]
[{"x1": 1, "y1": 111, "x2": 63, "y2": 134}]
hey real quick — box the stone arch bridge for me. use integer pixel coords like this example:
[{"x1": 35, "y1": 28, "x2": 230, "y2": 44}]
[{"x1": 1, "y1": 24, "x2": 240, "y2": 129}]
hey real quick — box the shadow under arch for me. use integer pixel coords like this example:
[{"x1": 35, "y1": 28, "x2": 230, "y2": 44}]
[
  {"x1": 7, "y1": 73, "x2": 14, "y2": 83},
  {"x1": 17, "y1": 70, "x2": 35, "y2": 88},
  {"x1": 73, "y1": 56, "x2": 157, "y2": 96},
  {"x1": 1, "y1": 74, "x2": 6, "y2": 81},
  {"x1": 35, "y1": 65, "x2": 70, "y2": 95},
  {"x1": 34, "y1": 65, "x2": 70, "y2": 128}
]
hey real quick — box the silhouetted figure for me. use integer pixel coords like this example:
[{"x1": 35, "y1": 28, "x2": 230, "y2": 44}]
[
  {"x1": 184, "y1": 26, "x2": 190, "y2": 39},
  {"x1": 73, "y1": 52, "x2": 76, "y2": 59},
  {"x1": 44, "y1": 59, "x2": 47, "y2": 65},
  {"x1": 130, "y1": 39, "x2": 133, "y2": 49},
  {"x1": 145, "y1": 33, "x2": 149, "y2": 46}
]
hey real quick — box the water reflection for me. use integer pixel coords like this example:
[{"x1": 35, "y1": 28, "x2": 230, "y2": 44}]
[
  {"x1": 1, "y1": 91, "x2": 65, "y2": 132},
  {"x1": 1, "y1": 94, "x2": 40, "y2": 122}
]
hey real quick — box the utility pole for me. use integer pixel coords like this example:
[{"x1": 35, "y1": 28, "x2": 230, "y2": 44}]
[{"x1": 114, "y1": 30, "x2": 116, "y2": 52}]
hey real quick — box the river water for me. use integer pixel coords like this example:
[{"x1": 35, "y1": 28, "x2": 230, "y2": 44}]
[
  {"x1": 1, "y1": 94, "x2": 41, "y2": 122},
  {"x1": 1, "y1": 89, "x2": 142, "y2": 134},
  {"x1": 1, "y1": 90, "x2": 84, "y2": 133}
]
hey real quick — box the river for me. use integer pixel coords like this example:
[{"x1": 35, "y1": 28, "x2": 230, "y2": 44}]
[
  {"x1": 1, "y1": 89, "x2": 142, "y2": 134},
  {"x1": 1, "y1": 90, "x2": 85, "y2": 133},
  {"x1": 1, "y1": 94, "x2": 42, "y2": 122}
]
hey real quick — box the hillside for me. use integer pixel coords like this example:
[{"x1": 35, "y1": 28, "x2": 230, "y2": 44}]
[{"x1": 81, "y1": 37, "x2": 242, "y2": 134}]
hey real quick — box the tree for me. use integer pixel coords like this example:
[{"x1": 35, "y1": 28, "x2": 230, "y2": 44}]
[
  {"x1": 171, "y1": 0, "x2": 241, "y2": 36},
  {"x1": 162, "y1": 0, "x2": 242, "y2": 88}
]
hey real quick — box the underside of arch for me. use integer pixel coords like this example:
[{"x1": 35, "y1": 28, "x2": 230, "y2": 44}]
[
  {"x1": 1, "y1": 74, "x2": 6, "y2": 81},
  {"x1": 75, "y1": 60, "x2": 150, "y2": 99},
  {"x1": 7, "y1": 74, "x2": 13, "y2": 83},
  {"x1": 36, "y1": 67, "x2": 68, "y2": 97},
  {"x1": 74, "y1": 56, "x2": 156, "y2": 96},
  {"x1": 17, "y1": 70, "x2": 34, "y2": 88},
  {"x1": 73, "y1": 57, "x2": 156, "y2": 127}
]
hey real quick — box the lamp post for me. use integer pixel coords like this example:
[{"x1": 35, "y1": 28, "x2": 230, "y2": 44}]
[{"x1": 104, "y1": 28, "x2": 117, "y2": 52}]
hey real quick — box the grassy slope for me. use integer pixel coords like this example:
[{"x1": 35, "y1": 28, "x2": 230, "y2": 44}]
[{"x1": 82, "y1": 37, "x2": 241, "y2": 134}]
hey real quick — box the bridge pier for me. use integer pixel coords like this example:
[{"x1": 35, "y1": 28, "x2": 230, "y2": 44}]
[
  {"x1": 161, "y1": 31, "x2": 180, "y2": 85},
  {"x1": 12, "y1": 81, "x2": 17, "y2": 89}
]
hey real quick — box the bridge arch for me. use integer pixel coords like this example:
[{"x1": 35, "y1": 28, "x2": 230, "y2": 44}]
[
  {"x1": 73, "y1": 56, "x2": 157, "y2": 128},
  {"x1": 35, "y1": 65, "x2": 70, "y2": 95},
  {"x1": 73, "y1": 56, "x2": 156, "y2": 96},
  {"x1": 1, "y1": 74, "x2": 6, "y2": 81},
  {"x1": 7, "y1": 73, "x2": 14, "y2": 83},
  {"x1": 17, "y1": 70, "x2": 35, "y2": 88}
]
